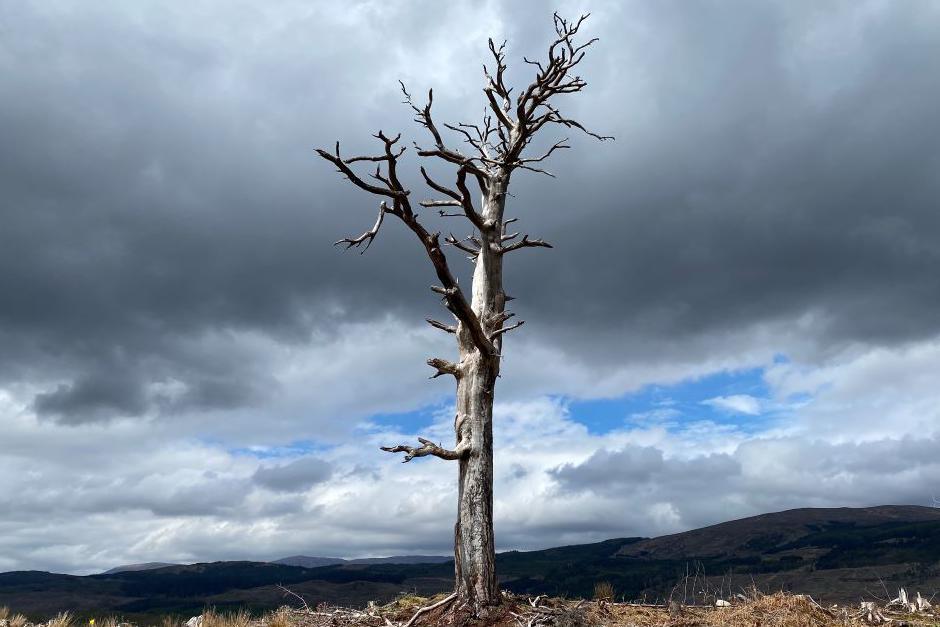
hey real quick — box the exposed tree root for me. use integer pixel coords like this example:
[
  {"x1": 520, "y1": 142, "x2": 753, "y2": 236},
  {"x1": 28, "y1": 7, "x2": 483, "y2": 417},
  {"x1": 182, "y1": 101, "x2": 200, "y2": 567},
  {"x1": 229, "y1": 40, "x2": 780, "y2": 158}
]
[{"x1": 402, "y1": 592, "x2": 457, "y2": 627}]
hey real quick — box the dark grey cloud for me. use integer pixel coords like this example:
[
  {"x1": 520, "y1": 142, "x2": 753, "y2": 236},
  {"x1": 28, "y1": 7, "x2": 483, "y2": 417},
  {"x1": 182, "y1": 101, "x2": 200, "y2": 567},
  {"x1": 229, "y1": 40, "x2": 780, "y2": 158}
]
[
  {"x1": 1, "y1": 0, "x2": 939, "y2": 423},
  {"x1": 503, "y1": 0, "x2": 940, "y2": 362},
  {"x1": 33, "y1": 373, "x2": 148, "y2": 423},
  {"x1": 252, "y1": 457, "x2": 333, "y2": 493},
  {"x1": 550, "y1": 445, "x2": 740, "y2": 499}
]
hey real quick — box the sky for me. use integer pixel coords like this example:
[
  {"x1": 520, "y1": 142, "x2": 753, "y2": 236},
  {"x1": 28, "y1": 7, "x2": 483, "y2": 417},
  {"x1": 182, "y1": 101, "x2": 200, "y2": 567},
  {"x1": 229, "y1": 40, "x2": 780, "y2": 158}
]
[{"x1": 1, "y1": 0, "x2": 940, "y2": 575}]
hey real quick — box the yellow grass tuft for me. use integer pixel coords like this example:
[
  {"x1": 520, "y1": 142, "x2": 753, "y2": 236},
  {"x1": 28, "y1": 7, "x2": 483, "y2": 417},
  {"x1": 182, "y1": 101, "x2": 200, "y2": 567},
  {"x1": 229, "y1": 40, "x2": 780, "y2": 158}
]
[
  {"x1": 9, "y1": 614, "x2": 27, "y2": 627},
  {"x1": 159, "y1": 615, "x2": 182, "y2": 627},
  {"x1": 706, "y1": 592, "x2": 837, "y2": 627},
  {"x1": 201, "y1": 608, "x2": 251, "y2": 627},
  {"x1": 93, "y1": 616, "x2": 119, "y2": 627},
  {"x1": 262, "y1": 607, "x2": 290, "y2": 627},
  {"x1": 593, "y1": 580, "x2": 615, "y2": 601},
  {"x1": 48, "y1": 611, "x2": 74, "y2": 627}
]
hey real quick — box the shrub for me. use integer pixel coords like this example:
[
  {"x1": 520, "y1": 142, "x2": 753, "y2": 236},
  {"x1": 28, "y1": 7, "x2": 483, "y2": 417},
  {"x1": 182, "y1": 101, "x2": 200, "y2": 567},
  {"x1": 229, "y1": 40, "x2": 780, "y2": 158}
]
[{"x1": 593, "y1": 580, "x2": 615, "y2": 601}]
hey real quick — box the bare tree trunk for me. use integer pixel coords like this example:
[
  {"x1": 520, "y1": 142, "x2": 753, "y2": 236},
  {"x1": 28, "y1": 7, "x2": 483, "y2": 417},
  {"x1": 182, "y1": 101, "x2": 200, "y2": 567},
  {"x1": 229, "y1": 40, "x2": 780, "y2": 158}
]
[
  {"x1": 453, "y1": 175, "x2": 507, "y2": 609},
  {"x1": 315, "y1": 13, "x2": 609, "y2": 618},
  {"x1": 453, "y1": 356, "x2": 498, "y2": 608}
]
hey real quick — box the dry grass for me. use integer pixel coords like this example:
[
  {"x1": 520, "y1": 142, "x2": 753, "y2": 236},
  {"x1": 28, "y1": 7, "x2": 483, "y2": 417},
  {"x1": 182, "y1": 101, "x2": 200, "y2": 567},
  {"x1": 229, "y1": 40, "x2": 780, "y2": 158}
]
[
  {"x1": 3, "y1": 589, "x2": 938, "y2": 627},
  {"x1": 201, "y1": 609, "x2": 251, "y2": 627},
  {"x1": 383, "y1": 593, "x2": 435, "y2": 613},
  {"x1": 577, "y1": 591, "x2": 939, "y2": 627},
  {"x1": 593, "y1": 581, "x2": 615, "y2": 601},
  {"x1": 246, "y1": 591, "x2": 862, "y2": 626},
  {"x1": 0, "y1": 607, "x2": 9, "y2": 621},
  {"x1": 261, "y1": 608, "x2": 290, "y2": 627},
  {"x1": 46, "y1": 612, "x2": 73, "y2": 627},
  {"x1": 695, "y1": 593, "x2": 840, "y2": 627}
]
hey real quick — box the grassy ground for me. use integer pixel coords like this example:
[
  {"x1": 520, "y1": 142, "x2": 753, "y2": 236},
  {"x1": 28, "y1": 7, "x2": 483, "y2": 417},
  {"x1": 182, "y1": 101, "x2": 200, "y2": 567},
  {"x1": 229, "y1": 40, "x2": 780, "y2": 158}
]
[{"x1": 5, "y1": 590, "x2": 940, "y2": 627}]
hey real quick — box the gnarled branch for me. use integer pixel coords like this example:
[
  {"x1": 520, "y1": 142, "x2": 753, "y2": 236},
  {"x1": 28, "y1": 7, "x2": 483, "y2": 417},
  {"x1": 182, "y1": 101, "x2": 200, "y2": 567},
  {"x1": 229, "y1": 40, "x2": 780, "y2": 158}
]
[
  {"x1": 501, "y1": 234, "x2": 554, "y2": 253},
  {"x1": 419, "y1": 166, "x2": 461, "y2": 201},
  {"x1": 427, "y1": 357, "x2": 461, "y2": 379},
  {"x1": 445, "y1": 233, "x2": 481, "y2": 257},
  {"x1": 334, "y1": 201, "x2": 387, "y2": 253},
  {"x1": 491, "y1": 320, "x2": 525, "y2": 339},
  {"x1": 381, "y1": 437, "x2": 468, "y2": 462},
  {"x1": 316, "y1": 135, "x2": 495, "y2": 356},
  {"x1": 400, "y1": 81, "x2": 489, "y2": 192},
  {"x1": 315, "y1": 142, "x2": 408, "y2": 201},
  {"x1": 426, "y1": 318, "x2": 457, "y2": 334}
]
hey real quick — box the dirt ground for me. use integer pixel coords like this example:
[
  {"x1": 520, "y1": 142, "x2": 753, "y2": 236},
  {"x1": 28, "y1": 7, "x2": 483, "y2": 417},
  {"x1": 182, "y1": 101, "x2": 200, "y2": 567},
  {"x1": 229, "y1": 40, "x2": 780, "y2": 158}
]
[
  {"x1": 271, "y1": 590, "x2": 940, "y2": 627},
  {"x1": 5, "y1": 589, "x2": 937, "y2": 627}
]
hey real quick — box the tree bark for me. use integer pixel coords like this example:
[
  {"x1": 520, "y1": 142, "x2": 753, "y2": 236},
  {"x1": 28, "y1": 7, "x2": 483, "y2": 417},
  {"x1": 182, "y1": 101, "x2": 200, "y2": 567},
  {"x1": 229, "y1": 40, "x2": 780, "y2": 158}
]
[{"x1": 453, "y1": 174, "x2": 507, "y2": 610}]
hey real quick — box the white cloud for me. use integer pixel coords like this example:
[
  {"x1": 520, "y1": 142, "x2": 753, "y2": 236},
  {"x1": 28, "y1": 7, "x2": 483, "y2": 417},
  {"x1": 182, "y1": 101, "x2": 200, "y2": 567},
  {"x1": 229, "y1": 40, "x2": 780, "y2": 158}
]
[{"x1": 702, "y1": 394, "x2": 762, "y2": 415}]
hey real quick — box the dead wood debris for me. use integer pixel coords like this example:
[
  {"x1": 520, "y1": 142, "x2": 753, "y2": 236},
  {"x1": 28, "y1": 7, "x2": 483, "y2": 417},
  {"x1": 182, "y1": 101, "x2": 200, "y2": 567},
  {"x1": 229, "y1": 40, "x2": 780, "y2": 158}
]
[
  {"x1": 251, "y1": 587, "x2": 940, "y2": 626},
  {"x1": 3, "y1": 587, "x2": 939, "y2": 627}
]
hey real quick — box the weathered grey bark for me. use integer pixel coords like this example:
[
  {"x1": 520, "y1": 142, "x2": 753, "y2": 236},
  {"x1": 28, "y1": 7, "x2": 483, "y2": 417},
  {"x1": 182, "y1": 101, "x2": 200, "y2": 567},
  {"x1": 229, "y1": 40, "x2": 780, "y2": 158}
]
[
  {"x1": 452, "y1": 174, "x2": 507, "y2": 606},
  {"x1": 315, "y1": 13, "x2": 609, "y2": 615}
]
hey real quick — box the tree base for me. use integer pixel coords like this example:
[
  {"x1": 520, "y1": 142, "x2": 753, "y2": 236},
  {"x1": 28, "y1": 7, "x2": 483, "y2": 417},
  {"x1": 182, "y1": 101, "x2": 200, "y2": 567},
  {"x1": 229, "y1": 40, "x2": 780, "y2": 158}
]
[{"x1": 437, "y1": 597, "x2": 510, "y2": 627}]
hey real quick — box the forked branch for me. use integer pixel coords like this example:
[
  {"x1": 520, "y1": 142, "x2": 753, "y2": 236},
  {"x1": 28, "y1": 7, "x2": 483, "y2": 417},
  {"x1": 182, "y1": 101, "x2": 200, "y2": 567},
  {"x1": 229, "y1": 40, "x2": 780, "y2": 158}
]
[
  {"x1": 334, "y1": 201, "x2": 387, "y2": 252},
  {"x1": 381, "y1": 437, "x2": 468, "y2": 462},
  {"x1": 490, "y1": 320, "x2": 525, "y2": 340},
  {"x1": 400, "y1": 81, "x2": 489, "y2": 192},
  {"x1": 501, "y1": 234, "x2": 553, "y2": 253},
  {"x1": 316, "y1": 135, "x2": 495, "y2": 356},
  {"x1": 492, "y1": 12, "x2": 613, "y2": 167}
]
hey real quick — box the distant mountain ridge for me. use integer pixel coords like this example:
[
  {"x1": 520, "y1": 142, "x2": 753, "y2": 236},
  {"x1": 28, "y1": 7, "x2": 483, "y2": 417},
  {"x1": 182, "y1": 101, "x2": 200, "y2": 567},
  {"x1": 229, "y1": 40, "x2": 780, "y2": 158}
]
[
  {"x1": 271, "y1": 555, "x2": 452, "y2": 568},
  {"x1": 102, "y1": 555, "x2": 452, "y2": 574},
  {"x1": 617, "y1": 504, "x2": 940, "y2": 560},
  {"x1": 6, "y1": 504, "x2": 940, "y2": 621},
  {"x1": 102, "y1": 562, "x2": 179, "y2": 574}
]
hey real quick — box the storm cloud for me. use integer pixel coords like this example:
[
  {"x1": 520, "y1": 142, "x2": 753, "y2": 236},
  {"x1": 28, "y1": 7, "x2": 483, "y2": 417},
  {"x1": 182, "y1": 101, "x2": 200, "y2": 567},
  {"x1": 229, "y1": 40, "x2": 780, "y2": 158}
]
[{"x1": 1, "y1": 0, "x2": 939, "y2": 573}]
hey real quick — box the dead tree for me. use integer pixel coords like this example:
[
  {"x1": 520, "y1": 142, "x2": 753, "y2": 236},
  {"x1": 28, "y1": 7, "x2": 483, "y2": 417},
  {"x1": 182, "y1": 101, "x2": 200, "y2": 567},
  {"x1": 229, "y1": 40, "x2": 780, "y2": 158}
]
[{"x1": 315, "y1": 14, "x2": 609, "y2": 614}]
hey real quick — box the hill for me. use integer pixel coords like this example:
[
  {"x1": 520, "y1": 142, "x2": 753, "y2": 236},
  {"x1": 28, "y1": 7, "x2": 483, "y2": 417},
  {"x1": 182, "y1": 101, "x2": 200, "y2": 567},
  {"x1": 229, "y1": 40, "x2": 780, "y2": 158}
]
[
  {"x1": 3, "y1": 505, "x2": 940, "y2": 621},
  {"x1": 271, "y1": 556, "x2": 451, "y2": 568},
  {"x1": 617, "y1": 505, "x2": 940, "y2": 560},
  {"x1": 103, "y1": 563, "x2": 179, "y2": 575}
]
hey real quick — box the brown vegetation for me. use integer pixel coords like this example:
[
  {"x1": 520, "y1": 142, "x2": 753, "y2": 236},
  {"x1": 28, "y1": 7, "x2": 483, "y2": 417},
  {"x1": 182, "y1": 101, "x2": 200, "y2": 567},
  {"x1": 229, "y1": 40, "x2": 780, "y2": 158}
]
[{"x1": 3, "y1": 587, "x2": 939, "y2": 627}]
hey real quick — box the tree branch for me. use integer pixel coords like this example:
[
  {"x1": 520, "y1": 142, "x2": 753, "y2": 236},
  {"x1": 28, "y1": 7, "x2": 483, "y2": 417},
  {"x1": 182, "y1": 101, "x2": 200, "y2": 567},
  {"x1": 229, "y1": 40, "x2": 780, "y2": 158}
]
[
  {"x1": 444, "y1": 233, "x2": 481, "y2": 257},
  {"x1": 455, "y1": 167, "x2": 485, "y2": 230},
  {"x1": 419, "y1": 166, "x2": 462, "y2": 201},
  {"x1": 427, "y1": 357, "x2": 461, "y2": 379},
  {"x1": 420, "y1": 199, "x2": 462, "y2": 208},
  {"x1": 426, "y1": 318, "x2": 457, "y2": 334},
  {"x1": 315, "y1": 143, "x2": 408, "y2": 200},
  {"x1": 483, "y1": 38, "x2": 515, "y2": 134},
  {"x1": 381, "y1": 437, "x2": 468, "y2": 462},
  {"x1": 501, "y1": 234, "x2": 554, "y2": 253},
  {"x1": 316, "y1": 135, "x2": 495, "y2": 356},
  {"x1": 480, "y1": 12, "x2": 613, "y2": 166},
  {"x1": 401, "y1": 81, "x2": 490, "y2": 191},
  {"x1": 518, "y1": 138, "x2": 570, "y2": 164},
  {"x1": 333, "y1": 201, "x2": 387, "y2": 253},
  {"x1": 490, "y1": 320, "x2": 525, "y2": 339}
]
